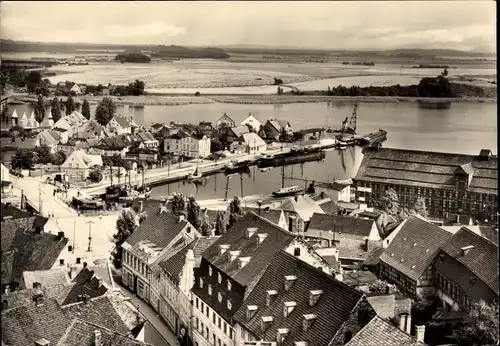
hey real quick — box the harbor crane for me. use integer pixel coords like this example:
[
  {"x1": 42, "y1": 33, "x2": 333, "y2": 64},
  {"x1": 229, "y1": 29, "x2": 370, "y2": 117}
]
[{"x1": 340, "y1": 104, "x2": 358, "y2": 135}]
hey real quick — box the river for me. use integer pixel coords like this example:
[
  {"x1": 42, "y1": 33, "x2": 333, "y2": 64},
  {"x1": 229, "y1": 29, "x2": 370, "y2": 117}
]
[{"x1": 112, "y1": 101, "x2": 495, "y2": 200}]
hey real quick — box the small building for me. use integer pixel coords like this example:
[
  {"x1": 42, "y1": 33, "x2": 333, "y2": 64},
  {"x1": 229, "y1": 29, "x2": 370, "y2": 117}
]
[
  {"x1": 241, "y1": 132, "x2": 267, "y2": 155},
  {"x1": 164, "y1": 130, "x2": 211, "y2": 159},
  {"x1": 262, "y1": 119, "x2": 292, "y2": 140},
  {"x1": 226, "y1": 126, "x2": 250, "y2": 142},
  {"x1": 240, "y1": 113, "x2": 262, "y2": 132},
  {"x1": 276, "y1": 195, "x2": 325, "y2": 233},
  {"x1": 36, "y1": 129, "x2": 60, "y2": 153},
  {"x1": 70, "y1": 83, "x2": 83, "y2": 95},
  {"x1": 106, "y1": 115, "x2": 133, "y2": 135},
  {"x1": 379, "y1": 216, "x2": 452, "y2": 298},
  {"x1": 60, "y1": 149, "x2": 103, "y2": 182},
  {"x1": 215, "y1": 113, "x2": 235, "y2": 129}
]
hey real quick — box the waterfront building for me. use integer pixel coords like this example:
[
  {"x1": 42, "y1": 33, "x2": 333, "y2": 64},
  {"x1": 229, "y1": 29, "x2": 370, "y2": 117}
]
[
  {"x1": 106, "y1": 115, "x2": 133, "y2": 135},
  {"x1": 240, "y1": 113, "x2": 262, "y2": 132},
  {"x1": 191, "y1": 212, "x2": 334, "y2": 346},
  {"x1": 60, "y1": 149, "x2": 103, "y2": 182},
  {"x1": 262, "y1": 119, "x2": 292, "y2": 140},
  {"x1": 433, "y1": 227, "x2": 498, "y2": 312},
  {"x1": 226, "y1": 126, "x2": 250, "y2": 142},
  {"x1": 233, "y1": 251, "x2": 376, "y2": 346},
  {"x1": 379, "y1": 216, "x2": 452, "y2": 298},
  {"x1": 354, "y1": 148, "x2": 498, "y2": 224},
  {"x1": 121, "y1": 204, "x2": 199, "y2": 302},
  {"x1": 51, "y1": 111, "x2": 89, "y2": 139},
  {"x1": 157, "y1": 236, "x2": 218, "y2": 343},
  {"x1": 216, "y1": 113, "x2": 236, "y2": 129},
  {"x1": 164, "y1": 130, "x2": 211, "y2": 159},
  {"x1": 241, "y1": 132, "x2": 267, "y2": 155}
]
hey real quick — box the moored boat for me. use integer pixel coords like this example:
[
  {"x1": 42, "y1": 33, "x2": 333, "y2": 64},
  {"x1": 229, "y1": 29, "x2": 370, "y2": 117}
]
[{"x1": 272, "y1": 185, "x2": 304, "y2": 197}]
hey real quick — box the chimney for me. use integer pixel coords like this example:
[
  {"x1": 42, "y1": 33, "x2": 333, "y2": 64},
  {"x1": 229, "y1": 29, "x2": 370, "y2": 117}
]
[
  {"x1": 284, "y1": 275, "x2": 297, "y2": 291},
  {"x1": 69, "y1": 266, "x2": 77, "y2": 279},
  {"x1": 219, "y1": 244, "x2": 230, "y2": 255},
  {"x1": 283, "y1": 301, "x2": 297, "y2": 317},
  {"x1": 266, "y1": 290, "x2": 278, "y2": 306},
  {"x1": 461, "y1": 245, "x2": 474, "y2": 256},
  {"x1": 94, "y1": 330, "x2": 102, "y2": 346},
  {"x1": 320, "y1": 192, "x2": 325, "y2": 199},
  {"x1": 159, "y1": 205, "x2": 168, "y2": 214},
  {"x1": 246, "y1": 227, "x2": 258, "y2": 238},
  {"x1": 416, "y1": 325, "x2": 425, "y2": 343},
  {"x1": 308, "y1": 290, "x2": 323, "y2": 306},
  {"x1": 58, "y1": 231, "x2": 65, "y2": 239},
  {"x1": 405, "y1": 314, "x2": 412, "y2": 334},
  {"x1": 294, "y1": 196, "x2": 298, "y2": 202},
  {"x1": 399, "y1": 314, "x2": 407, "y2": 332},
  {"x1": 302, "y1": 314, "x2": 317, "y2": 332},
  {"x1": 246, "y1": 305, "x2": 258, "y2": 320},
  {"x1": 261, "y1": 316, "x2": 274, "y2": 332},
  {"x1": 178, "y1": 214, "x2": 185, "y2": 222},
  {"x1": 83, "y1": 262, "x2": 88, "y2": 269},
  {"x1": 228, "y1": 251, "x2": 241, "y2": 262},
  {"x1": 34, "y1": 338, "x2": 50, "y2": 346},
  {"x1": 256, "y1": 233, "x2": 268, "y2": 244},
  {"x1": 277, "y1": 329, "x2": 290, "y2": 344}
]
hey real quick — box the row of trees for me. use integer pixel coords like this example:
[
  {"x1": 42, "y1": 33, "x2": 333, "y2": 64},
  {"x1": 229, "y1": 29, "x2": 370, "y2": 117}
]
[
  {"x1": 30, "y1": 95, "x2": 91, "y2": 124},
  {"x1": 11, "y1": 146, "x2": 67, "y2": 170}
]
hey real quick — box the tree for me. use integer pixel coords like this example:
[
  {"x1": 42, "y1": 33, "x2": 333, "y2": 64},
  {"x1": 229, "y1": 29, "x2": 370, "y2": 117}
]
[
  {"x1": 453, "y1": 300, "x2": 499, "y2": 346},
  {"x1": 12, "y1": 149, "x2": 35, "y2": 169},
  {"x1": 88, "y1": 169, "x2": 103, "y2": 183},
  {"x1": 65, "y1": 95, "x2": 76, "y2": 115},
  {"x1": 379, "y1": 188, "x2": 401, "y2": 217},
  {"x1": 210, "y1": 138, "x2": 224, "y2": 153},
  {"x1": 412, "y1": 197, "x2": 429, "y2": 218},
  {"x1": 199, "y1": 210, "x2": 211, "y2": 236},
  {"x1": 81, "y1": 99, "x2": 91, "y2": 120},
  {"x1": 52, "y1": 151, "x2": 67, "y2": 165},
  {"x1": 171, "y1": 193, "x2": 186, "y2": 216},
  {"x1": 95, "y1": 97, "x2": 116, "y2": 126},
  {"x1": 75, "y1": 101, "x2": 81, "y2": 111},
  {"x1": 26, "y1": 71, "x2": 42, "y2": 92},
  {"x1": 33, "y1": 95, "x2": 46, "y2": 124},
  {"x1": 228, "y1": 196, "x2": 242, "y2": 228},
  {"x1": 34, "y1": 145, "x2": 53, "y2": 165},
  {"x1": 215, "y1": 210, "x2": 227, "y2": 235},
  {"x1": 187, "y1": 196, "x2": 202, "y2": 229},
  {"x1": 51, "y1": 97, "x2": 62, "y2": 123},
  {"x1": 111, "y1": 208, "x2": 138, "y2": 269}
]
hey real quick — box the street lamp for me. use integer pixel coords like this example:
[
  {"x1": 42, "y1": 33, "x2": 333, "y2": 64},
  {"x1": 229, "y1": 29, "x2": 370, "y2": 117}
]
[{"x1": 86, "y1": 220, "x2": 95, "y2": 252}]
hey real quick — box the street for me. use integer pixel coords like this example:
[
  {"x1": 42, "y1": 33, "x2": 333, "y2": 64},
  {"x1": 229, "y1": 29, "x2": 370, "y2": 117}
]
[{"x1": 145, "y1": 322, "x2": 171, "y2": 346}]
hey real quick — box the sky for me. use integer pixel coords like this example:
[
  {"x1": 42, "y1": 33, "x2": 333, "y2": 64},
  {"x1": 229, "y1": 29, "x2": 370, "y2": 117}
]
[{"x1": 1, "y1": 1, "x2": 496, "y2": 52}]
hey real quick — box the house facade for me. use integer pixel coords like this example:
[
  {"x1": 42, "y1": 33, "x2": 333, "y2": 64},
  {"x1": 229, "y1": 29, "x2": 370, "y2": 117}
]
[
  {"x1": 60, "y1": 149, "x2": 103, "y2": 182},
  {"x1": 240, "y1": 114, "x2": 262, "y2": 132},
  {"x1": 216, "y1": 113, "x2": 236, "y2": 129},
  {"x1": 263, "y1": 119, "x2": 292, "y2": 140},
  {"x1": 241, "y1": 133, "x2": 267, "y2": 155},
  {"x1": 354, "y1": 148, "x2": 498, "y2": 223},
  {"x1": 164, "y1": 131, "x2": 211, "y2": 159}
]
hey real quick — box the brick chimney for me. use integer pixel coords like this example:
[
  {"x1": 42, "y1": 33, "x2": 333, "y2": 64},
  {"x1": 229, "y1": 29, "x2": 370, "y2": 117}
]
[
  {"x1": 94, "y1": 330, "x2": 102, "y2": 346},
  {"x1": 416, "y1": 325, "x2": 425, "y2": 343}
]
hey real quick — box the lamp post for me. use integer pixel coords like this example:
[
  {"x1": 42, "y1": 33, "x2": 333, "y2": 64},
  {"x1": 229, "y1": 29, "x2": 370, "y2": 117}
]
[{"x1": 86, "y1": 220, "x2": 95, "y2": 252}]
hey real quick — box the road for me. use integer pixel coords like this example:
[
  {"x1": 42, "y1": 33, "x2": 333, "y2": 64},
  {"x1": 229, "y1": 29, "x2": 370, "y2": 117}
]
[{"x1": 145, "y1": 322, "x2": 171, "y2": 346}]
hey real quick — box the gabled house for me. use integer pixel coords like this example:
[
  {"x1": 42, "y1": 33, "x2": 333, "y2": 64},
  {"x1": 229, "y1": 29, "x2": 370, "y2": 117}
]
[
  {"x1": 241, "y1": 207, "x2": 287, "y2": 230},
  {"x1": 106, "y1": 116, "x2": 133, "y2": 135},
  {"x1": 36, "y1": 129, "x2": 60, "y2": 153},
  {"x1": 90, "y1": 136, "x2": 131, "y2": 157},
  {"x1": 240, "y1": 113, "x2": 262, "y2": 132},
  {"x1": 379, "y1": 216, "x2": 452, "y2": 297},
  {"x1": 60, "y1": 149, "x2": 103, "y2": 182},
  {"x1": 70, "y1": 83, "x2": 83, "y2": 95},
  {"x1": 233, "y1": 251, "x2": 376, "y2": 346},
  {"x1": 121, "y1": 203, "x2": 199, "y2": 303},
  {"x1": 277, "y1": 195, "x2": 325, "y2": 234},
  {"x1": 164, "y1": 130, "x2": 211, "y2": 159},
  {"x1": 135, "y1": 131, "x2": 159, "y2": 149},
  {"x1": 241, "y1": 132, "x2": 267, "y2": 155},
  {"x1": 433, "y1": 227, "x2": 498, "y2": 312},
  {"x1": 191, "y1": 212, "x2": 335, "y2": 346},
  {"x1": 73, "y1": 119, "x2": 106, "y2": 140},
  {"x1": 158, "y1": 236, "x2": 219, "y2": 342},
  {"x1": 216, "y1": 113, "x2": 236, "y2": 129},
  {"x1": 263, "y1": 119, "x2": 292, "y2": 140},
  {"x1": 227, "y1": 126, "x2": 250, "y2": 142}
]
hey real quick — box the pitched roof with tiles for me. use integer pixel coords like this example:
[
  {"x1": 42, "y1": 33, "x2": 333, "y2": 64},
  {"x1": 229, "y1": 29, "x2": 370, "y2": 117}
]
[
  {"x1": 114, "y1": 115, "x2": 132, "y2": 128},
  {"x1": 318, "y1": 200, "x2": 338, "y2": 214},
  {"x1": 439, "y1": 227, "x2": 499, "y2": 294},
  {"x1": 1, "y1": 202, "x2": 31, "y2": 220},
  {"x1": 277, "y1": 195, "x2": 325, "y2": 222},
  {"x1": 242, "y1": 132, "x2": 266, "y2": 147},
  {"x1": 307, "y1": 213, "x2": 376, "y2": 238},
  {"x1": 1, "y1": 218, "x2": 68, "y2": 287},
  {"x1": 107, "y1": 292, "x2": 145, "y2": 330},
  {"x1": 1, "y1": 298, "x2": 72, "y2": 346},
  {"x1": 345, "y1": 316, "x2": 425, "y2": 346},
  {"x1": 233, "y1": 251, "x2": 365, "y2": 346},
  {"x1": 230, "y1": 126, "x2": 250, "y2": 138},
  {"x1": 23, "y1": 268, "x2": 71, "y2": 289},
  {"x1": 62, "y1": 295, "x2": 130, "y2": 335},
  {"x1": 37, "y1": 129, "x2": 59, "y2": 146},
  {"x1": 241, "y1": 207, "x2": 283, "y2": 226},
  {"x1": 379, "y1": 216, "x2": 452, "y2": 281},
  {"x1": 354, "y1": 148, "x2": 497, "y2": 195},
  {"x1": 159, "y1": 236, "x2": 219, "y2": 284},
  {"x1": 202, "y1": 212, "x2": 297, "y2": 286},
  {"x1": 125, "y1": 208, "x2": 192, "y2": 249},
  {"x1": 61, "y1": 267, "x2": 110, "y2": 305},
  {"x1": 1, "y1": 283, "x2": 76, "y2": 310},
  {"x1": 57, "y1": 318, "x2": 151, "y2": 346}
]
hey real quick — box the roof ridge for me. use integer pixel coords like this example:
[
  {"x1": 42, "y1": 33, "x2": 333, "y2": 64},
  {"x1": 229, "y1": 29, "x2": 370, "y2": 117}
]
[
  {"x1": 246, "y1": 211, "x2": 294, "y2": 236},
  {"x1": 56, "y1": 318, "x2": 78, "y2": 346},
  {"x1": 460, "y1": 226, "x2": 499, "y2": 247},
  {"x1": 372, "y1": 147, "x2": 480, "y2": 158}
]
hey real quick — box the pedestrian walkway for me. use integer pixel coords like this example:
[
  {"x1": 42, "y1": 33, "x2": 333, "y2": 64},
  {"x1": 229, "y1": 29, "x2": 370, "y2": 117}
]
[{"x1": 118, "y1": 283, "x2": 180, "y2": 346}]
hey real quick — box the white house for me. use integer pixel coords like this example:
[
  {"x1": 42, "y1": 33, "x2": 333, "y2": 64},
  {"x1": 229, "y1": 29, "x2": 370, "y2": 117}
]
[
  {"x1": 241, "y1": 133, "x2": 267, "y2": 155},
  {"x1": 70, "y1": 83, "x2": 83, "y2": 95},
  {"x1": 36, "y1": 129, "x2": 60, "y2": 153},
  {"x1": 52, "y1": 111, "x2": 88, "y2": 140},
  {"x1": 215, "y1": 113, "x2": 235, "y2": 129},
  {"x1": 60, "y1": 149, "x2": 103, "y2": 182},
  {"x1": 106, "y1": 116, "x2": 133, "y2": 135},
  {"x1": 240, "y1": 113, "x2": 262, "y2": 132},
  {"x1": 164, "y1": 130, "x2": 211, "y2": 159}
]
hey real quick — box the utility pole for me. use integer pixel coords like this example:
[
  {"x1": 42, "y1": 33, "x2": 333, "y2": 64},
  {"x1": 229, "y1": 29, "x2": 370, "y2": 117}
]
[
  {"x1": 86, "y1": 220, "x2": 95, "y2": 252},
  {"x1": 109, "y1": 163, "x2": 113, "y2": 186},
  {"x1": 281, "y1": 166, "x2": 285, "y2": 188},
  {"x1": 240, "y1": 173, "x2": 244, "y2": 198},
  {"x1": 141, "y1": 167, "x2": 145, "y2": 187},
  {"x1": 224, "y1": 175, "x2": 232, "y2": 201}
]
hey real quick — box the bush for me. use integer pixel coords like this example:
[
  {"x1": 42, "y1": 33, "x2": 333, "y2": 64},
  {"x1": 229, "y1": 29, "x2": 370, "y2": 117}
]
[{"x1": 88, "y1": 170, "x2": 103, "y2": 183}]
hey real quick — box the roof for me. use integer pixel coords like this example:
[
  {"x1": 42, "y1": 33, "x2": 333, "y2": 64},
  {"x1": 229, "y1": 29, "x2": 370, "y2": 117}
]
[
  {"x1": 62, "y1": 267, "x2": 109, "y2": 305},
  {"x1": 343, "y1": 271, "x2": 379, "y2": 286},
  {"x1": 62, "y1": 295, "x2": 130, "y2": 335},
  {"x1": 1, "y1": 202, "x2": 31, "y2": 220},
  {"x1": 125, "y1": 207, "x2": 190, "y2": 249},
  {"x1": 37, "y1": 129, "x2": 59, "y2": 146},
  {"x1": 1, "y1": 298, "x2": 72, "y2": 346},
  {"x1": 354, "y1": 148, "x2": 497, "y2": 195},
  {"x1": 233, "y1": 251, "x2": 365, "y2": 346},
  {"x1": 0, "y1": 137, "x2": 38, "y2": 150},
  {"x1": 363, "y1": 247, "x2": 385, "y2": 267},
  {"x1": 241, "y1": 207, "x2": 283, "y2": 226},
  {"x1": 57, "y1": 318, "x2": 150, "y2": 346},
  {"x1": 345, "y1": 316, "x2": 425, "y2": 346},
  {"x1": 107, "y1": 292, "x2": 145, "y2": 330},
  {"x1": 267, "y1": 119, "x2": 290, "y2": 132},
  {"x1": 114, "y1": 115, "x2": 132, "y2": 128},
  {"x1": 318, "y1": 200, "x2": 338, "y2": 214},
  {"x1": 307, "y1": 213, "x2": 376, "y2": 238},
  {"x1": 230, "y1": 126, "x2": 250, "y2": 138},
  {"x1": 439, "y1": 227, "x2": 499, "y2": 294},
  {"x1": 61, "y1": 149, "x2": 103, "y2": 169},
  {"x1": 201, "y1": 212, "x2": 296, "y2": 286},
  {"x1": 1, "y1": 217, "x2": 68, "y2": 287},
  {"x1": 217, "y1": 114, "x2": 235, "y2": 124},
  {"x1": 242, "y1": 132, "x2": 266, "y2": 147},
  {"x1": 159, "y1": 236, "x2": 219, "y2": 284},
  {"x1": 379, "y1": 216, "x2": 452, "y2": 281},
  {"x1": 277, "y1": 195, "x2": 325, "y2": 222},
  {"x1": 1, "y1": 283, "x2": 76, "y2": 310},
  {"x1": 23, "y1": 268, "x2": 71, "y2": 289}
]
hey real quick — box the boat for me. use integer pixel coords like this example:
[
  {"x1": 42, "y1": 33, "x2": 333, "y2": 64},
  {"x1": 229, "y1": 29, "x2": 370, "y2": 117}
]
[
  {"x1": 260, "y1": 167, "x2": 273, "y2": 172},
  {"x1": 337, "y1": 141, "x2": 348, "y2": 149},
  {"x1": 188, "y1": 162, "x2": 202, "y2": 181},
  {"x1": 272, "y1": 185, "x2": 304, "y2": 197},
  {"x1": 261, "y1": 154, "x2": 275, "y2": 160}
]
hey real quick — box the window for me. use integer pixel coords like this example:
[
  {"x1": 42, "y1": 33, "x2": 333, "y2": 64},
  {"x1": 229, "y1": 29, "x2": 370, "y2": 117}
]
[
  {"x1": 208, "y1": 284, "x2": 212, "y2": 295},
  {"x1": 205, "y1": 327, "x2": 209, "y2": 338},
  {"x1": 294, "y1": 247, "x2": 301, "y2": 256},
  {"x1": 59, "y1": 259, "x2": 64, "y2": 266},
  {"x1": 227, "y1": 300, "x2": 232, "y2": 310},
  {"x1": 218, "y1": 292, "x2": 222, "y2": 303},
  {"x1": 218, "y1": 316, "x2": 221, "y2": 329},
  {"x1": 212, "y1": 333, "x2": 216, "y2": 345},
  {"x1": 209, "y1": 266, "x2": 213, "y2": 276},
  {"x1": 218, "y1": 272, "x2": 222, "y2": 284},
  {"x1": 195, "y1": 297, "x2": 199, "y2": 309},
  {"x1": 227, "y1": 280, "x2": 232, "y2": 291},
  {"x1": 218, "y1": 338, "x2": 221, "y2": 346},
  {"x1": 201, "y1": 302, "x2": 204, "y2": 314},
  {"x1": 223, "y1": 321, "x2": 227, "y2": 335},
  {"x1": 200, "y1": 278, "x2": 204, "y2": 288}
]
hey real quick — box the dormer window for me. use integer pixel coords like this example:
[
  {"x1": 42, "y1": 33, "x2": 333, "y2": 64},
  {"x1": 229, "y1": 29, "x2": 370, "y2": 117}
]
[
  {"x1": 208, "y1": 284, "x2": 212, "y2": 296},
  {"x1": 238, "y1": 257, "x2": 251, "y2": 269},
  {"x1": 246, "y1": 227, "x2": 258, "y2": 238},
  {"x1": 284, "y1": 275, "x2": 297, "y2": 291},
  {"x1": 219, "y1": 244, "x2": 230, "y2": 255},
  {"x1": 283, "y1": 301, "x2": 297, "y2": 317},
  {"x1": 309, "y1": 290, "x2": 323, "y2": 306},
  {"x1": 227, "y1": 280, "x2": 232, "y2": 291},
  {"x1": 228, "y1": 251, "x2": 241, "y2": 262},
  {"x1": 208, "y1": 266, "x2": 213, "y2": 276},
  {"x1": 266, "y1": 290, "x2": 278, "y2": 306},
  {"x1": 218, "y1": 292, "x2": 222, "y2": 303},
  {"x1": 261, "y1": 316, "x2": 273, "y2": 332},
  {"x1": 246, "y1": 305, "x2": 258, "y2": 320},
  {"x1": 277, "y1": 329, "x2": 290, "y2": 344},
  {"x1": 256, "y1": 233, "x2": 268, "y2": 244},
  {"x1": 302, "y1": 314, "x2": 317, "y2": 332},
  {"x1": 227, "y1": 300, "x2": 232, "y2": 310},
  {"x1": 199, "y1": 278, "x2": 204, "y2": 288},
  {"x1": 218, "y1": 272, "x2": 222, "y2": 284}
]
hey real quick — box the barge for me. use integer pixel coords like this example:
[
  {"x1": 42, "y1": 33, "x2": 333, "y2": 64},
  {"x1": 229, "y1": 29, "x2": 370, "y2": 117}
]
[
  {"x1": 272, "y1": 185, "x2": 304, "y2": 197},
  {"x1": 257, "y1": 150, "x2": 326, "y2": 168}
]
